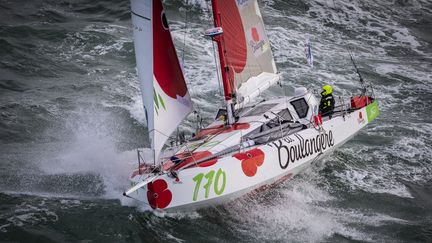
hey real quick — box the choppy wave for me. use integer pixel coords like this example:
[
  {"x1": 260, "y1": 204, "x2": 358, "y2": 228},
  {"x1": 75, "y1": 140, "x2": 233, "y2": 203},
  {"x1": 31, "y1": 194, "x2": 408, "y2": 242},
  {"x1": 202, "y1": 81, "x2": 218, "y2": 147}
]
[{"x1": 0, "y1": 0, "x2": 431, "y2": 242}]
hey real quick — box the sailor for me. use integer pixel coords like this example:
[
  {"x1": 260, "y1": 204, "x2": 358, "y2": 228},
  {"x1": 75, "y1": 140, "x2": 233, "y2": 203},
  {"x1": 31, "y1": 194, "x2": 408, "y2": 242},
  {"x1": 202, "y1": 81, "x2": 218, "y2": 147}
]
[{"x1": 319, "y1": 85, "x2": 335, "y2": 116}]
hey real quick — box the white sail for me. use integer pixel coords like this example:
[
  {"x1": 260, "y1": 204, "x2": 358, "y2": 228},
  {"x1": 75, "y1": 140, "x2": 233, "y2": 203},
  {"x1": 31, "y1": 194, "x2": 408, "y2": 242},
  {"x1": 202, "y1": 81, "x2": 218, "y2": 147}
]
[
  {"x1": 213, "y1": 0, "x2": 279, "y2": 108},
  {"x1": 131, "y1": 0, "x2": 193, "y2": 161}
]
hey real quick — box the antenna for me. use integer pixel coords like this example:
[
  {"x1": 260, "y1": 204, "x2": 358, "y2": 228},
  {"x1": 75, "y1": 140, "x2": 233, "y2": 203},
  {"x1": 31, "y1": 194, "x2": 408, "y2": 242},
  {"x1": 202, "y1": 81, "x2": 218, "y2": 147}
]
[
  {"x1": 348, "y1": 49, "x2": 367, "y2": 95},
  {"x1": 330, "y1": 0, "x2": 371, "y2": 96}
]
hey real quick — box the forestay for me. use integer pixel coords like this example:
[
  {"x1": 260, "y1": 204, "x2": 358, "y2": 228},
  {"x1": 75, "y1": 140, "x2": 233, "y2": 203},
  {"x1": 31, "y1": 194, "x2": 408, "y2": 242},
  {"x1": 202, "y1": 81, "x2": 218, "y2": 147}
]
[
  {"x1": 131, "y1": 0, "x2": 193, "y2": 161},
  {"x1": 214, "y1": 0, "x2": 279, "y2": 108}
]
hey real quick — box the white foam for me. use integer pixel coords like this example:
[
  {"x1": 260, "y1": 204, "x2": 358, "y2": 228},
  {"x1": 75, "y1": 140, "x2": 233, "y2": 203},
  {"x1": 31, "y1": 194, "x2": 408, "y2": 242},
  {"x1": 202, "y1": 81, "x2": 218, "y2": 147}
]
[
  {"x1": 37, "y1": 109, "x2": 138, "y2": 200},
  {"x1": 335, "y1": 167, "x2": 413, "y2": 198},
  {"x1": 18, "y1": 1, "x2": 430, "y2": 237},
  {"x1": 374, "y1": 62, "x2": 432, "y2": 84},
  {"x1": 91, "y1": 37, "x2": 129, "y2": 56},
  {"x1": 217, "y1": 168, "x2": 404, "y2": 242},
  {"x1": 1, "y1": 201, "x2": 59, "y2": 232},
  {"x1": 58, "y1": 23, "x2": 132, "y2": 67},
  {"x1": 0, "y1": 223, "x2": 11, "y2": 233}
]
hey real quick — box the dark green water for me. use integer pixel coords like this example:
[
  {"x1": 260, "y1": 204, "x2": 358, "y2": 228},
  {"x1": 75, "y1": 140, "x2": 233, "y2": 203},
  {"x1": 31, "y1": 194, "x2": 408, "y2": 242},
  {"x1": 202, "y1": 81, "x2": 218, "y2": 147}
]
[{"x1": 1, "y1": 0, "x2": 432, "y2": 242}]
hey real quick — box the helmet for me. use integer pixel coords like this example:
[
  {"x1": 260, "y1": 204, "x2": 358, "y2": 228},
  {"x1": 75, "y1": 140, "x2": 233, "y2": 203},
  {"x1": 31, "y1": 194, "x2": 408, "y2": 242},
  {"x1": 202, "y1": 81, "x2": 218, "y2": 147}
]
[{"x1": 322, "y1": 85, "x2": 333, "y2": 96}]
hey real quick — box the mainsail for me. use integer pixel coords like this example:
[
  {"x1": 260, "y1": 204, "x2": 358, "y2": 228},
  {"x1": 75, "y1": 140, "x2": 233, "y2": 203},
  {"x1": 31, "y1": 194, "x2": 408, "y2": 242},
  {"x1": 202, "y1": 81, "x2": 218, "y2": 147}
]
[
  {"x1": 131, "y1": 0, "x2": 193, "y2": 161},
  {"x1": 212, "y1": 0, "x2": 279, "y2": 108}
]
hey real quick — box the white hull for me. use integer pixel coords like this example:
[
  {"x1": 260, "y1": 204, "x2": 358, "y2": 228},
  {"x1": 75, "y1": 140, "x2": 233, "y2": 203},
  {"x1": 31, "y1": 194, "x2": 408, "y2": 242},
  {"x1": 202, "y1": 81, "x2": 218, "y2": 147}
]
[
  {"x1": 127, "y1": 94, "x2": 379, "y2": 211},
  {"x1": 126, "y1": 0, "x2": 380, "y2": 212}
]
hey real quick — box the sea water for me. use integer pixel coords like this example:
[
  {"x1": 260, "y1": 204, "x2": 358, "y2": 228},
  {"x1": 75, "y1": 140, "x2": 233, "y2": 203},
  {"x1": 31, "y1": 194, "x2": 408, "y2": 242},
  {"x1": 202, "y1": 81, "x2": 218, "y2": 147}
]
[{"x1": 1, "y1": 0, "x2": 431, "y2": 242}]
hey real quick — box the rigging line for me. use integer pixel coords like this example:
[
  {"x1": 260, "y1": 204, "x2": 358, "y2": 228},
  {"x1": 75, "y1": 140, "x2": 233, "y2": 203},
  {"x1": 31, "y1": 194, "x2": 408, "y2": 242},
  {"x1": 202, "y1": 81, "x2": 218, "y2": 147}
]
[
  {"x1": 348, "y1": 48, "x2": 366, "y2": 92},
  {"x1": 172, "y1": 123, "x2": 232, "y2": 168},
  {"x1": 204, "y1": 1, "x2": 230, "y2": 100},
  {"x1": 329, "y1": 0, "x2": 368, "y2": 94},
  {"x1": 212, "y1": 39, "x2": 223, "y2": 96},
  {"x1": 181, "y1": 0, "x2": 189, "y2": 67},
  {"x1": 177, "y1": 0, "x2": 205, "y2": 134},
  {"x1": 216, "y1": 12, "x2": 236, "y2": 99},
  {"x1": 203, "y1": 0, "x2": 223, "y2": 96}
]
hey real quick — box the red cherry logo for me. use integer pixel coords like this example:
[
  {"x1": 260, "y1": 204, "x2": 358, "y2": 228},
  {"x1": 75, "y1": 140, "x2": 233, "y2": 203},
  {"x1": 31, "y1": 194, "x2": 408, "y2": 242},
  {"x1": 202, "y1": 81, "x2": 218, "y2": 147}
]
[
  {"x1": 147, "y1": 179, "x2": 172, "y2": 209},
  {"x1": 251, "y1": 27, "x2": 260, "y2": 42},
  {"x1": 233, "y1": 148, "x2": 265, "y2": 177}
]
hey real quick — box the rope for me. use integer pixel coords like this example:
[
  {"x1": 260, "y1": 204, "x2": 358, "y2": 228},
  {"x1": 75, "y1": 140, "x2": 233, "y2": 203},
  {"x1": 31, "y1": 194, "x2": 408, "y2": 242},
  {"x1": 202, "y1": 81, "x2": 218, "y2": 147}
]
[
  {"x1": 204, "y1": 0, "x2": 224, "y2": 98},
  {"x1": 212, "y1": 40, "x2": 223, "y2": 96},
  {"x1": 329, "y1": 0, "x2": 369, "y2": 95},
  {"x1": 176, "y1": 0, "x2": 207, "y2": 141},
  {"x1": 181, "y1": 0, "x2": 189, "y2": 67}
]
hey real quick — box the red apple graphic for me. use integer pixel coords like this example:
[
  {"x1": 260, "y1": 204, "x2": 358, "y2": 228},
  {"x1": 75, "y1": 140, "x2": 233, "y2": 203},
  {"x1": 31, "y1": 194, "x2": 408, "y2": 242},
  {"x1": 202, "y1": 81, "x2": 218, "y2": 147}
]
[
  {"x1": 233, "y1": 148, "x2": 265, "y2": 177},
  {"x1": 147, "y1": 179, "x2": 172, "y2": 209}
]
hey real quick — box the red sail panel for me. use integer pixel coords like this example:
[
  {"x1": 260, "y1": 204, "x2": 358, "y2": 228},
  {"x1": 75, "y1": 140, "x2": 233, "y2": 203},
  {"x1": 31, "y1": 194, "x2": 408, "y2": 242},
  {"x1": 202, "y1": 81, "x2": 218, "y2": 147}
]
[
  {"x1": 131, "y1": 0, "x2": 192, "y2": 161},
  {"x1": 218, "y1": 1, "x2": 247, "y2": 75},
  {"x1": 213, "y1": 0, "x2": 278, "y2": 105},
  {"x1": 213, "y1": 0, "x2": 247, "y2": 99},
  {"x1": 153, "y1": 0, "x2": 188, "y2": 99}
]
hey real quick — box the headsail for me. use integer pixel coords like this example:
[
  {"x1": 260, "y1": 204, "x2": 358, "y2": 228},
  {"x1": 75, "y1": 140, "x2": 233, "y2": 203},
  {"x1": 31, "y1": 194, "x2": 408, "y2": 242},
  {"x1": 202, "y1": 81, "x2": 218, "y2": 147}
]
[
  {"x1": 131, "y1": 0, "x2": 193, "y2": 161},
  {"x1": 212, "y1": 0, "x2": 279, "y2": 108}
]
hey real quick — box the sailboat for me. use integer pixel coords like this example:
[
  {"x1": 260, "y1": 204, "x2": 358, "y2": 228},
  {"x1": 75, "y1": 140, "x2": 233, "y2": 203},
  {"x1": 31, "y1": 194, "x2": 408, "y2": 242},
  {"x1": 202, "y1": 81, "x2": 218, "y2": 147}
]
[{"x1": 124, "y1": 0, "x2": 380, "y2": 211}]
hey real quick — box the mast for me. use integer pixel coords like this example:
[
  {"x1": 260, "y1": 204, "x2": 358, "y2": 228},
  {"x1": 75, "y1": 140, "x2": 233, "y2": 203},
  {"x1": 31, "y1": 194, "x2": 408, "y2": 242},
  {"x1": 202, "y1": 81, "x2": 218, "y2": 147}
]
[
  {"x1": 211, "y1": 0, "x2": 236, "y2": 125},
  {"x1": 209, "y1": 0, "x2": 278, "y2": 118}
]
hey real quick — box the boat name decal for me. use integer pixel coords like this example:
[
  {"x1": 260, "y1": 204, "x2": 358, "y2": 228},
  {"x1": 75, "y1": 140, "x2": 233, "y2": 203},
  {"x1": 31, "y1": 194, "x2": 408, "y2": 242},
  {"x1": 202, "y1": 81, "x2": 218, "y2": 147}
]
[
  {"x1": 269, "y1": 131, "x2": 335, "y2": 169},
  {"x1": 250, "y1": 39, "x2": 268, "y2": 53},
  {"x1": 192, "y1": 169, "x2": 226, "y2": 201}
]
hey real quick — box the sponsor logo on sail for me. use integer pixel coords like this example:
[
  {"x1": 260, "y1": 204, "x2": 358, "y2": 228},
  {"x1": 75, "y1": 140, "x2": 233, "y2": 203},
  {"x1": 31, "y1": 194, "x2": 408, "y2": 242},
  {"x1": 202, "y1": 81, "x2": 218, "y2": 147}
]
[{"x1": 249, "y1": 26, "x2": 269, "y2": 56}]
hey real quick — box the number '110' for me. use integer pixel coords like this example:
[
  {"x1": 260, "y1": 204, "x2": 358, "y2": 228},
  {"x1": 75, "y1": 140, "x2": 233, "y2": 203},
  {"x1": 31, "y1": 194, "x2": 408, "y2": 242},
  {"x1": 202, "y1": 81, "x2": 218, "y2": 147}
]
[{"x1": 192, "y1": 169, "x2": 226, "y2": 201}]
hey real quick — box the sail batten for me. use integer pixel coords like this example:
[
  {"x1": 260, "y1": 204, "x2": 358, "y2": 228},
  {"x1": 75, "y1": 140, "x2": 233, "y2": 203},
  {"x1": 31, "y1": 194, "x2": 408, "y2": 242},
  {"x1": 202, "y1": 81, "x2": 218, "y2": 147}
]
[{"x1": 131, "y1": 0, "x2": 192, "y2": 161}]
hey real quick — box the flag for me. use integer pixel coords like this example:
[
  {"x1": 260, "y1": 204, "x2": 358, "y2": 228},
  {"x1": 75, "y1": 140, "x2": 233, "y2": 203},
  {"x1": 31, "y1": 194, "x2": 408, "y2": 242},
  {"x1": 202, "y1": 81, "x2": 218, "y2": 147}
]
[{"x1": 304, "y1": 37, "x2": 313, "y2": 68}]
